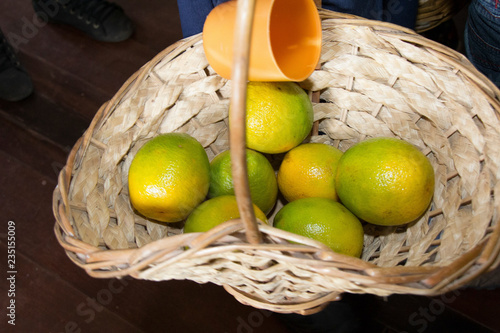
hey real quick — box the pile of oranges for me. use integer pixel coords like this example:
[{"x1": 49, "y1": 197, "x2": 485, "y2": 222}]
[{"x1": 128, "y1": 82, "x2": 435, "y2": 258}]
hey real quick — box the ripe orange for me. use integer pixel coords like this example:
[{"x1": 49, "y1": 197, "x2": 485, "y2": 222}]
[
  {"x1": 183, "y1": 195, "x2": 268, "y2": 233},
  {"x1": 273, "y1": 198, "x2": 364, "y2": 257},
  {"x1": 208, "y1": 149, "x2": 278, "y2": 214},
  {"x1": 335, "y1": 137, "x2": 435, "y2": 226},
  {"x1": 128, "y1": 133, "x2": 210, "y2": 222},
  {"x1": 277, "y1": 143, "x2": 343, "y2": 202},
  {"x1": 244, "y1": 81, "x2": 313, "y2": 154}
]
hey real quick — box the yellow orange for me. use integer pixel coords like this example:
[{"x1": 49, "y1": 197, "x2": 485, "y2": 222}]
[
  {"x1": 243, "y1": 81, "x2": 313, "y2": 154},
  {"x1": 277, "y1": 143, "x2": 343, "y2": 202}
]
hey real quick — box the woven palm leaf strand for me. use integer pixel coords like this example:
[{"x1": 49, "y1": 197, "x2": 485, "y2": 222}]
[
  {"x1": 53, "y1": 9, "x2": 500, "y2": 314},
  {"x1": 416, "y1": 0, "x2": 469, "y2": 33}
]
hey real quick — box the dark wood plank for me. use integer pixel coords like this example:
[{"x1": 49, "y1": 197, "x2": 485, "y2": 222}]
[
  {"x1": 368, "y1": 293, "x2": 497, "y2": 333},
  {"x1": 441, "y1": 288, "x2": 500, "y2": 332},
  {"x1": 0, "y1": 243, "x2": 144, "y2": 333},
  {"x1": 0, "y1": 95, "x2": 89, "y2": 152},
  {"x1": 119, "y1": 0, "x2": 184, "y2": 51},
  {"x1": 0, "y1": 116, "x2": 68, "y2": 176}
]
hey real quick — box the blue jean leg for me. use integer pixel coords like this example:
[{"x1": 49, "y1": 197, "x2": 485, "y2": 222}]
[
  {"x1": 321, "y1": 0, "x2": 418, "y2": 29},
  {"x1": 176, "y1": 0, "x2": 418, "y2": 38},
  {"x1": 176, "y1": 0, "x2": 230, "y2": 38},
  {"x1": 465, "y1": 0, "x2": 500, "y2": 88}
]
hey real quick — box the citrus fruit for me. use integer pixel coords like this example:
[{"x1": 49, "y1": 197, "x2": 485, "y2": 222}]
[
  {"x1": 183, "y1": 195, "x2": 268, "y2": 233},
  {"x1": 128, "y1": 133, "x2": 210, "y2": 223},
  {"x1": 277, "y1": 143, "x2": 343, "y2": 202},
  {"x1": 208, "y1": 149, "x2": 278, "y2": 214},
  {"x1": 244, "y1": 81, "x2": 314, "y2": 154},
  {"x1": 335, "y1": 137, "x2": 435, "y2": 226},
  {"x1": 273, "y1": 197, "x2": 364, "y2": 257}
]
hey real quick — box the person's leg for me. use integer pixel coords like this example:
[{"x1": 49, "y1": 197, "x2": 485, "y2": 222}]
[
  {"x1": 0, "y1": 29, "x2": 33, "y2": 101},
  {"x1": 321, "y1": 0, "x2": 419, "y2": 30},
  {"x1": 381, "y1": 0, "x2": 419, "y2": 30},
  {"x1": 177, "y1": 0, "x2": 419, "y2": 39},
  {"x1": 464, "y1": 0, "x2": 500, "y2": 88},
  {"x1": 32, "y1": 0, "x2": 134, "y2": 42},
  {"x1": 321, "y1": 0, "x2": 383, "y2": 21},
  {"x1": 177, "y1": 0, "x2": 231, "y2": 38}
]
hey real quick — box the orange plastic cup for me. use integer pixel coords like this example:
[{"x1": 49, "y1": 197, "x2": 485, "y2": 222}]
[{"x1": 202, "y1": 0, "x2": 322, "y2": 82}]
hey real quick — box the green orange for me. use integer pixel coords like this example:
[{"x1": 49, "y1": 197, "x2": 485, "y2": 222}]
[
  {"x1": 335, "y1": 137, "x2": 435, "y2": 226},
  {"x1": 273, "y1": 197, "x2": 364, "y2": 257},
  {"x1": 208, "y1": 149, "x2": 278, "y2": 214},
  {"x1": 183, "y1": 195, "x2": 268, "y2": 233}
]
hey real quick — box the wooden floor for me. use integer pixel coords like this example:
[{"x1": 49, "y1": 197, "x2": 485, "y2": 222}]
[{"x1": 1, "y1": 1, "x2": 499, "y2": 332}]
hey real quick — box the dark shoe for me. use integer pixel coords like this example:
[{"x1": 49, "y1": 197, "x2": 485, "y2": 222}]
[
  {"x1": 0, "y1": 30, "x2": 34, "y2": 102},
  {"x1": 32, "y1": 0, "x2": 134, "y2": 42}
]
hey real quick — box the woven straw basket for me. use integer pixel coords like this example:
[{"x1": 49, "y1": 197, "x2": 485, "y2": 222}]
[
  {"x1": 53, "y1": 7, "x2": 500, "y2": 315},
  {"x1": 415, "y1": 0, "x2": 469, "y2": 33}
]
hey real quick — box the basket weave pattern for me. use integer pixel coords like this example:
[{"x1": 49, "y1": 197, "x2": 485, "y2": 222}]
[
  {"x1": 416, "y1": 0, "x2": 468, "y2": 32},
  {"x1": 54, "y1": 10, "x2": 500, "y2": 313}
]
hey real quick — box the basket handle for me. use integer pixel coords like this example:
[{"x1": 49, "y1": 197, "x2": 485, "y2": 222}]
[
  {"x1": 229, "y1": 0, "x2": 262, "y2": 244},
  {"x1": 229, "y1": 0, "x2": 321, "y2": 244}
]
